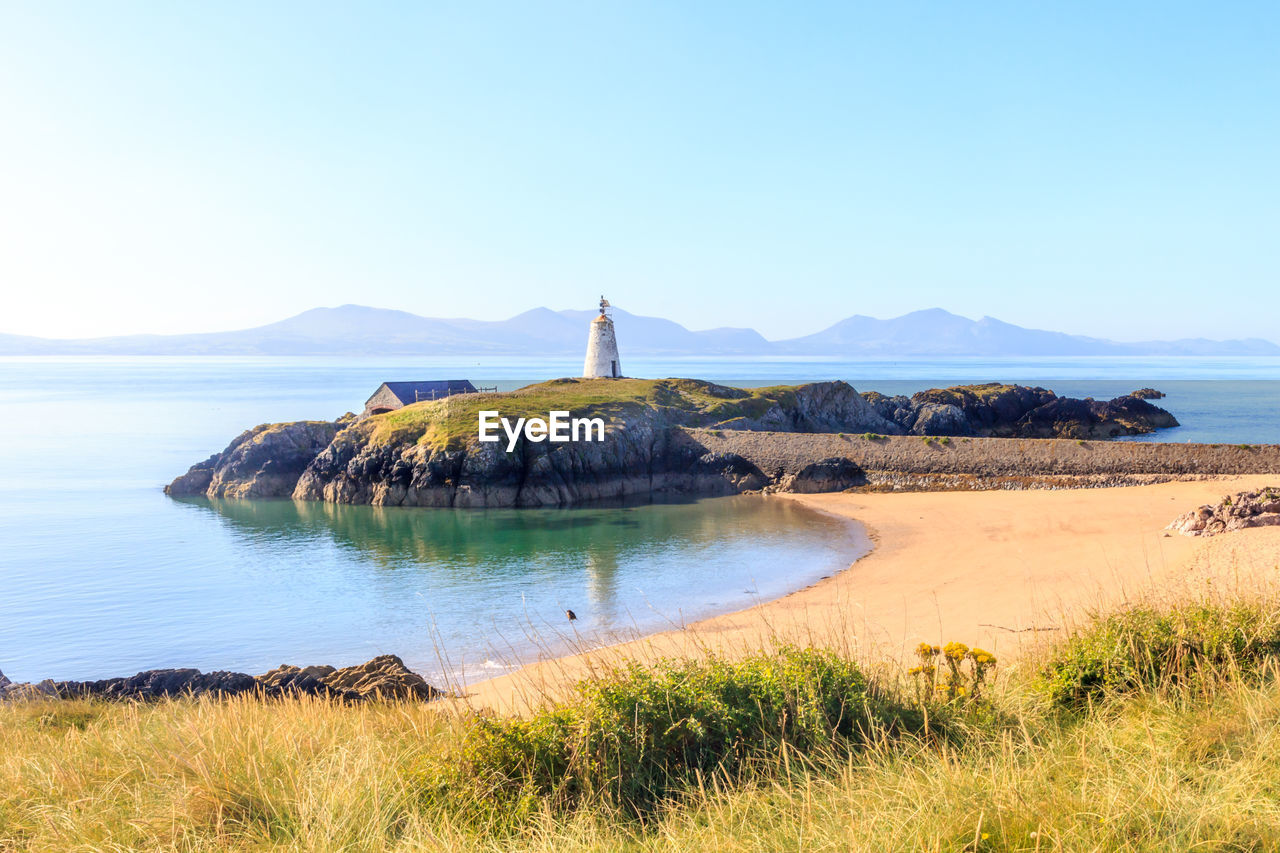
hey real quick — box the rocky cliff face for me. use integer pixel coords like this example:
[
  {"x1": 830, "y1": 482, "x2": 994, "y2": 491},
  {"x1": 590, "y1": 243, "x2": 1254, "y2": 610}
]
[
  {"x1": 166, "y1": 378, "x2": 1188, "y2": 508},
  {"x1": 166, "y1": 419, "x2": 345, "y2": 498},
  {"x1": 862, "y1": 383, "x2": 1179, "y2": 439}
]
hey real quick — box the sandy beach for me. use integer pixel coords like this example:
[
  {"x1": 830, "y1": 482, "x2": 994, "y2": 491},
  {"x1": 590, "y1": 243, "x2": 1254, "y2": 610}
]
[{"x1": 465, "y1": 475, "x2": 1280, "y2": 712}]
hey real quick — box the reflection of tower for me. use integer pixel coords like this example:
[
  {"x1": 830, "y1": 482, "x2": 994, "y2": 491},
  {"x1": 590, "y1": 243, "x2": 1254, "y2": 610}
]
[
  {"x1": 584, "y1": 548, "x2": 620, "y2": 620},
  {"x1": 582, "y1": 296, "x2": 622, "y2": 378}
]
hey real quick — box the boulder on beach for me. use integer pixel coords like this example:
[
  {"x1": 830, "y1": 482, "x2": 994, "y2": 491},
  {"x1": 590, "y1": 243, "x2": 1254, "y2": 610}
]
[
  {"x1": 1168, "y1": 488, "x2": 1280, "y2": 537},
  {"x1": 785, "y1": 457, "x2": 867, "y2": 493}
]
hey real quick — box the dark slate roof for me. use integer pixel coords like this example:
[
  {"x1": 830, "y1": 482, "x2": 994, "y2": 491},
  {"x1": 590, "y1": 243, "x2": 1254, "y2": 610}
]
[{"x1": 374, "y1": 380, "x2": 477, "y2": 405}]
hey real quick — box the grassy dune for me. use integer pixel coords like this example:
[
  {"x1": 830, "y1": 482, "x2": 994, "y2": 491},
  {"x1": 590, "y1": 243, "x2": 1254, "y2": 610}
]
[{"x1": 5, "y1": 594, "x2": 1280, "y2": 851}]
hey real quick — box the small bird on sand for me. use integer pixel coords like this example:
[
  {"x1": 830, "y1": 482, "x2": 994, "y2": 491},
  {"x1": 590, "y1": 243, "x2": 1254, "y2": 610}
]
[{"x1": 565, "y1": 609, "x2": 577, "y2": 622}]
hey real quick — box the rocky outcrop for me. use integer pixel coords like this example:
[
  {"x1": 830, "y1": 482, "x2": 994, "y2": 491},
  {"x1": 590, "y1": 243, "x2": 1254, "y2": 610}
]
[
  {"x1": 1167, "y1": 488, "x2": 1280, "y2": 537},
  {"x1": 1131, "y1": 388, "x2": 1166, "y2": 400},
  {"x1": 1, "y1": 668, "x2": 260, "y2": 702},
  {"x1": 862, "y1": 384, "x2": 1178, "y2": 439},
  {"x1": 166, "y1": 420, "x2": 343, "y2": 498},
  {"x1": 775, "y1": 381, "x2": 900, "y2": 434},
  {"x1": 258, "y1": 654, "x2": 440, "y2": 701},
  {"x1": 0, "y1": 655, "x2": 442, "y2": 703}
]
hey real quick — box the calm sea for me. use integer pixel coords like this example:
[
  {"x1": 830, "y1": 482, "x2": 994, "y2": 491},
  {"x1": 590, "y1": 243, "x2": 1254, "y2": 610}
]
[{"x1": 1, "y1": 356, "x2": 1277, "y2": 685}]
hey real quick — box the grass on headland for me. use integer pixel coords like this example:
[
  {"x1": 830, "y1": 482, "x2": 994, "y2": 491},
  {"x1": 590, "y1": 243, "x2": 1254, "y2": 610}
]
[
  {"x1": 357, "y1": 378, "x2": 804, "y2": 452},
  {"x1": 5, "y1": 595, "x2": 1280, "y2": 851}
]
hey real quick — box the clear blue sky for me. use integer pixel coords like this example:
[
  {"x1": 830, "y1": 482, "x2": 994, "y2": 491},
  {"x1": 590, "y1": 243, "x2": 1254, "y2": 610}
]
[{"x1": 1, "y1": 2, "x2": 1276, "y2": 341}]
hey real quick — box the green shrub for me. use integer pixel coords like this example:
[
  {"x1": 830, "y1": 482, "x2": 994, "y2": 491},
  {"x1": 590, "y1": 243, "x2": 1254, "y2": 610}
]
[
  {"x1": 453, "y1": 647, "x2": 921, "y2": 817},
  {"x1": 1039, "y1": 602, "x2": 1280, "y2": 707}
]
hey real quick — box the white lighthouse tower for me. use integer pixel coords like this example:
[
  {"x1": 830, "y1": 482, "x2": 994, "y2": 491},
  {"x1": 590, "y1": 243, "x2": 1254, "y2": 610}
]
[{"x1": 582, "y1": 296, "x2": 622, "y2": 378}]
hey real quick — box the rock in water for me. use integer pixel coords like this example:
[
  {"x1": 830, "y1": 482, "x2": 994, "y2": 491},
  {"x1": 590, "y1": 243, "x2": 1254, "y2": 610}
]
[
  {"x1": 1, "y1": 656, "x2": 442, "y2": 703},
  {"x1": 46, "y1": 669, "x2": 260, "y2": 700},
  {"x1": 1130, "y1": 387, "x2": 1167, "y2": 400},
  {"x1": 1168, "y1": 488, "x2": 1280, "y2": 536}
]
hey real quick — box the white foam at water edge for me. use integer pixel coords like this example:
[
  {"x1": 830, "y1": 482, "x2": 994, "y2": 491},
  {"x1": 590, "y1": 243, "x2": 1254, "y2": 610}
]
[{"x1": 448, "y1": 659, "x2": 520, "y2": 685}]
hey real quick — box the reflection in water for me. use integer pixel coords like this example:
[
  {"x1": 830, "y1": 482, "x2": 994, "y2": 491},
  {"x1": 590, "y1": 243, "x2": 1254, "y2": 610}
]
[
  {"x1": 166, "y1": 495, "x2": 866, "y2": 684},
  {"x1": 190, "y1": 496, "x2": 752, "y2": 576},
  {"x1": 584, "y1": 550, "x2": 619, "y2": 620}
]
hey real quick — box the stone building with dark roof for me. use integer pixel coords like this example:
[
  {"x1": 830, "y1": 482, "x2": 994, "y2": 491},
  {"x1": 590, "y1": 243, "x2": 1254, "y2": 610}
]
[{"x1": 362, "y1": 380, "x2": 477, "y2": 417}]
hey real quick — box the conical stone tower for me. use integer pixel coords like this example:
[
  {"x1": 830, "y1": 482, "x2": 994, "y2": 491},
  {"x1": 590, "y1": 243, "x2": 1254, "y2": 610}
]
[{"x1": 582, "y1": 296, "x2": 622, "y2": 378}]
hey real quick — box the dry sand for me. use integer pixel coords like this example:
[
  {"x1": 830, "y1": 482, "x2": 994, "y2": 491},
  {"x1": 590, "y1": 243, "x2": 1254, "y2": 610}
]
[{"x1": 463, "y1": 475, "x2": 1280, "y2": 712}]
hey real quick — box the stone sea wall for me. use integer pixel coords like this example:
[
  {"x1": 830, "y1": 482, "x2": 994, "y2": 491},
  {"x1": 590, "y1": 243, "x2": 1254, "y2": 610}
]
[{"x1": 690, "y1": 430, "x2": 1280, "y2": 486}]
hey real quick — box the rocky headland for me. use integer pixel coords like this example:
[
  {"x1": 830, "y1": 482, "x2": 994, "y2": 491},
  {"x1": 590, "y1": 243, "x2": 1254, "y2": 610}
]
[
  {"x1": 162, "y1": 378, "x2": 1246, "y2": 509},
  {"x1": 0, "y1": 654, "x2": 441, "y2": 703}
]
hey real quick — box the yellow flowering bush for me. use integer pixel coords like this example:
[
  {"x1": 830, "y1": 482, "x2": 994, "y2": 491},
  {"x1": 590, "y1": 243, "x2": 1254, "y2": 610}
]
[{"x1": 909, "y1": 640, "x2": 997, "y2": 703}]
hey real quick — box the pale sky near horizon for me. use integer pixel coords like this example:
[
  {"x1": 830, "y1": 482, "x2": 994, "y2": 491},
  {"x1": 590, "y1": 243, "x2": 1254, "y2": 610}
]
[{"x1": 1, "y1": 2, "x2": 1277, "y2": 342}]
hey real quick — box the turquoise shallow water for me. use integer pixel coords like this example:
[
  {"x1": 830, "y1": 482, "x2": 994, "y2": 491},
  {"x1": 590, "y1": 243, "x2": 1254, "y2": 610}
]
[{"x1": 0, "y1": 356, "x2": 1277, "y2": 684}]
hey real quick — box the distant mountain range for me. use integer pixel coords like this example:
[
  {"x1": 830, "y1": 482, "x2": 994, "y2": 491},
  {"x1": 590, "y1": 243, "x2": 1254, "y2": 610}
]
[{"x1": 2, "y1": 305, "x2": 1277, "y2": 357}]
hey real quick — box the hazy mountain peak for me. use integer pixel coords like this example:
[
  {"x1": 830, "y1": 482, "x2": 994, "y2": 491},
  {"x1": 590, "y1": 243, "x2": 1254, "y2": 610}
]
[{"x1": 0, "y1": 304, "x2": 1275, "y2": 357}]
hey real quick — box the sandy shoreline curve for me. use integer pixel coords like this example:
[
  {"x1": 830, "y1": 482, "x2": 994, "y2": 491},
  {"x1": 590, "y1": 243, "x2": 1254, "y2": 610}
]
[{"x1": 461, "y1": 475, "x2": 1280, "y2": 713}]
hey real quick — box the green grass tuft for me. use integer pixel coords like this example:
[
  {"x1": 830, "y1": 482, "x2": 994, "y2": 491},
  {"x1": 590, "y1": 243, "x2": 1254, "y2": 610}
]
[
  {"x1": 448, "y1": 647, "x2": 922, "y2": 819},
  {"x1": 1039, "y1": 601, "x2": 1280, "y2": 707}
]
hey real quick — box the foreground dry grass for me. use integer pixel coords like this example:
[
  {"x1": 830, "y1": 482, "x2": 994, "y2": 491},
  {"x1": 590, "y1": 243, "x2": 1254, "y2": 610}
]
[
  {"x1": 0, "y1": 694, "x2": 467, "y2": 850},
  {"x1": 6, "y1": 604, "x2": 1280, "y2": 851}
]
